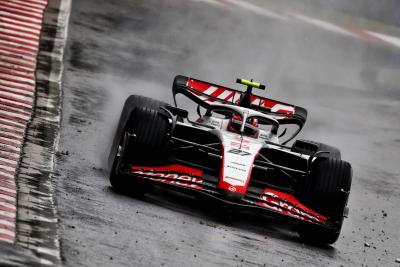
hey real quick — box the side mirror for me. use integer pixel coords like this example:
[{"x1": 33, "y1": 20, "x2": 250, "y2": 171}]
[
  {"x1": 165, "y1": 106, "x2": 188, "y2": 119},
  {"x1": 278, "y1": 128, "x2": 287, "y2": 138}
]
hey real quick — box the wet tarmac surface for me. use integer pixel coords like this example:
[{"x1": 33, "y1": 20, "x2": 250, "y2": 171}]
[{"x1": 55, "y1": 0, "x2": 400, "y2": 266}]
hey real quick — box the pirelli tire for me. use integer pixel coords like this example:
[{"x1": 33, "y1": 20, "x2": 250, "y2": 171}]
[
  {"x1": 291, "y1": 139, "x2": 341, "y2": 159},
  {"x1": 109, "y1": 95, "x2": 170, "y2": 192},
  {"x1": 126, "y1": 107, "x2": 171, "y2": 160},
  {"x1": 296, "y1": 157, "x2": 352, "y2": 244}
]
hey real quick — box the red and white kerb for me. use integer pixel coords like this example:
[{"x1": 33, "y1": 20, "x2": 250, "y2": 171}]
[{"x1": 0, "y1": 0, "x2": 48, "y2": 243}]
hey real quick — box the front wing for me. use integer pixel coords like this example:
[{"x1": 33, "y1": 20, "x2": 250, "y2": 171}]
[{"x1": 121, "y1": 164, "x2": 335, "y2": 229}]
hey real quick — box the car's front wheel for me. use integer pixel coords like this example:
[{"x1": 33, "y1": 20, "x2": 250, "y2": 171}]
[
  {"x1": 109, "y1": 95, "x2": 171, "y2": 192},
  {"x1": 296, "y1": 157, "x2": 352, "y2": 244}
]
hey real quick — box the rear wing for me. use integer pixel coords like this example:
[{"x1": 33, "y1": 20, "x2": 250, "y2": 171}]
[{"x1": 172, "y1": 75, "x2": 307, "y2": 128}]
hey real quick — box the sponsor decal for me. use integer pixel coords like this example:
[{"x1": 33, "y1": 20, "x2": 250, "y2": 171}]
[
  {"x1": 225, "y1": 176, "x2": 245, "y2": 183},
  {"x1": 210, "y1": 119, "x2": 221, "y2": 127},
  {"x1": 228, "y1": 186, "x2": 237, "y2": 192},
  {"x1": 227, "y1": 148, "x2": 251, "y2": 156},
  {"x1": 231, "y1": 161, "x2": 246, "y2": 167},
  {"x1": 230, "y1": 141, "x2": 250, "y2": 150},
  {"x1": 187, "y1": 79, "x2": 295, "y2": 116},
  {"x1": 131, "y1": 165, "x2": 203, "y2": 190},
  {"x1": 226, "y1": 164, "x2": 246, "y2": 173},
  {"x1": 258, "y1": 189, "x2": 327, "y2": 223}
]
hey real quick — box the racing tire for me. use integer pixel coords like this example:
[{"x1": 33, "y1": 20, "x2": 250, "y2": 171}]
[
  {"x1": 297, "y1": 223, "x2": 342, "y2": 246},
  {"x1": 296, "y1": 157, "x2": 352, "y2": 244},
  {"x1": 291, "y1": 139, "x2": 341, "y2": 159},
  {"x1": 109, "y1": 95, "x2": 168, "y2": 165},
  {"x1": 109, "y1": 95, "x2": 170, "y2": 192},
  {"x1": 126, "y1": 107, "x2": 171, "y2": 161}
]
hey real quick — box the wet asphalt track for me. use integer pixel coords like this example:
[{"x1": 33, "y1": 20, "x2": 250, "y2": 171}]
[{"x1": 55, "y1": 0, "x2": 400, "y2": 266}]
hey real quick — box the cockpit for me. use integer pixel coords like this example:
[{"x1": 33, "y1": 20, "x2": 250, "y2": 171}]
[
  {"x1": 203, "y1": 104, "x2": 279, "y2": 139},
  {"x1": 228, "y1": 115, "x2": 259, "y2": 138}
]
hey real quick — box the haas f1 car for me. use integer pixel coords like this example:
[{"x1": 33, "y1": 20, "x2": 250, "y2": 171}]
[{"x1": 108, "y1": 76, "x2": 352, "y2": 244}]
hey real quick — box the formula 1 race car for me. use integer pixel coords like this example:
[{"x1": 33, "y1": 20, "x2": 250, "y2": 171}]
[{"x1": 108, "y1": 76, "x2": 352, "y2": 244}]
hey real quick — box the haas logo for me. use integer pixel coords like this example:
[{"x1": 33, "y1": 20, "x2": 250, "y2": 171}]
[
  {"x1": 228, "y1": 148, "x2": 251, "y2": 156},
  {"x1": 228, "y1": 186, "x2": 237, "y2": 192}
]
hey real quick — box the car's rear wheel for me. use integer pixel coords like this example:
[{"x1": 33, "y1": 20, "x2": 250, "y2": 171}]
[
  {"x1": 296, "y1": 157, "x2": 352, "y2": 244},
  {"x1": 291, "y1": 139, "x2": 341, "y2": 159},
  {"x1": 109, "y1": 95, "x2": 170, "y2": 192}
]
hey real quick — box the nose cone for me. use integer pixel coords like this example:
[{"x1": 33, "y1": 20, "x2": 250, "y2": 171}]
[
  {"x1": 219, "y1": 187, "x2": 245, "y2": 202},
  {"x1": 218, "y1": 134, "x2": 263, "y2": 200}
]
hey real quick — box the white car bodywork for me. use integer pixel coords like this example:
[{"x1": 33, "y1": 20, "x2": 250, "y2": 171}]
[{"x1": 193, "y1": 103, "x2": 291, "y2": 194}]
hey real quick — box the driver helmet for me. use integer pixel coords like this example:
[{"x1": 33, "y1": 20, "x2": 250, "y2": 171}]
[{"x1": 231, "y1": 114, "x2": 258, "y2": 127}]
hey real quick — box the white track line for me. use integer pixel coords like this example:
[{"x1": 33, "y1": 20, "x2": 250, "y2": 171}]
[
  {"x1": 289, "y1": 13, "x2": 356, "y2": 37},
  {"x1": 212, "y1": 0, "x2": 400, "y2": 49},
  {"x1": 366, "y1": 31, "x2": 400, "y2": 48},
  {"x1": 226, "y1": 0, "x2": 286, "y2": 20}
]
